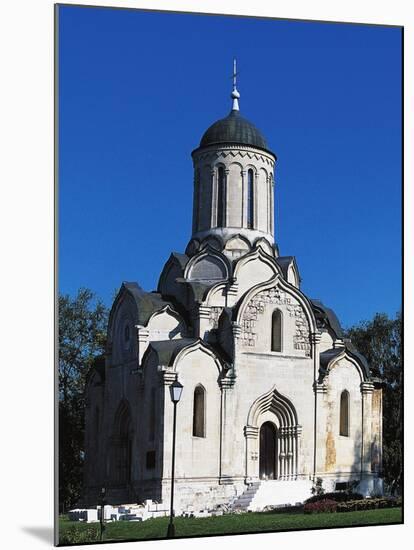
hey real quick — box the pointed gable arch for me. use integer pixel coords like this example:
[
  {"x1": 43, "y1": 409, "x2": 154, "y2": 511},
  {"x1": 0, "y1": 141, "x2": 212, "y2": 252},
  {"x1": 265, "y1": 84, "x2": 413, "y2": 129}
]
[
  {"x1": 235, "y1": 275, "x2": 317, "y2": 335},
  {"x1": 146, "y1": 304, "x2": 186, "y2": 341},
  {"x1": 184, "y1": 246, "x2": 230, "y2": 282},
  {"x1": 247, "y1": 385, "x2": 298, "y2": 428},
  {"x1": 319, "y1": 347, "x2": 371, "y2": 383},
  {"x1": 224, "y1": 233, "x2": 251, "y2": 253},
  {"x1": 253, "y1": 237, "x2": 274, "y2": 256},
  {"x1": 233, "y1": 245, "x2": 281, "y2": 300},
  {"x1": 157, "y1": 252, "x2": 189, "y2": 296},
  {"x1": 172, "y1": 339, "x2": 223, "y2": 374}
]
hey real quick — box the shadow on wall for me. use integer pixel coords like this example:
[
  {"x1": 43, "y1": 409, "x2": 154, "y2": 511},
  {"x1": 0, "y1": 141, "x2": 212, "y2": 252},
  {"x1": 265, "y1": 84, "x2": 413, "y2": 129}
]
[{"x1": 342, "y1": 428, "x2": 382, "y2": 497}]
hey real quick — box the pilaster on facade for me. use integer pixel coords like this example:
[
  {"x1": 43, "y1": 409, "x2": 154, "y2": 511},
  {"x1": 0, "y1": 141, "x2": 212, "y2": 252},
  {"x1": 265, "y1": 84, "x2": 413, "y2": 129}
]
[
  {"x1": 210, "y1": 168, "x2": 216, "y2": 229},
  {"x1": 270, "y1": 175, "x2": 275, "y2": 236},
  {"x1": 196, "y1": 305, "x2": 211, "y2": 339},
  {"x1": 136, "y1": 325, "x2": 150, "y2": 365},
  {"x1": 310, "y1": 331, "x2": 321, "y2": 363},
  {"x1": 224, "y1": 168, "x2": 229, "y2": 228},
  {"x1": 361, "y1": 381, "x2": 375, "y2": 472},
  {"x1": 240, "y1": 169, "x2": 247, "y2": 228},
  {"x1": 253, "y1": 170, "x2": 259, "y2": 231}
]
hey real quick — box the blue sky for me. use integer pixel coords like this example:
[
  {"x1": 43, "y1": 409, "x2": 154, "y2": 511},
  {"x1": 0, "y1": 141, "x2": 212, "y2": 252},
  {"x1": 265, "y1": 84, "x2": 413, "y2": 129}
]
[{"x1": 58, "y1": 5, "x2": 402, "y2": 328}]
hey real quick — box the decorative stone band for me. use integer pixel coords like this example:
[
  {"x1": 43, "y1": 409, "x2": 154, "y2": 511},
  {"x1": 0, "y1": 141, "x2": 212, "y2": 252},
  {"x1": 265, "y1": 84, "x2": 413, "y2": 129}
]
[
  {"x1": 198, "y1": 305, "x2": 211, "y2": 319},
  {"x1": 227, "y1": 279, "x2": 239, "y2": 297},
  {"x1": 243, "y1": 424, "x2": 302, "y2": 439},
  {"x1": 244, "y1": 425, "x2": 259, "y2": 439},
  {"x1": 219, "y1": 372, "x2": 237, "y2": 389},
  {"x1": 360, "y1": 381, "x2": 375, "y2": 395},
  {"x1": 232, "y1": 322, "x2": 242, "y2": 339},
  {"x1": 136, "y1": 326, "x2": 150, "y2": 342},
  {"x1": 158, "y1": 367, "x2": 177, "y2": 386},
  {"x1": 310, "y1": 331, "x2": 322, "y2": 345},
  {"x1": 193, "y1": 145, "x2": 276, "y2": 166},
  {"x1": 279, "y1": 425, "x2": 302, "y2": 438},
  {"x1": 313, "y1": 381, "x2": 327, "y2": 394}
]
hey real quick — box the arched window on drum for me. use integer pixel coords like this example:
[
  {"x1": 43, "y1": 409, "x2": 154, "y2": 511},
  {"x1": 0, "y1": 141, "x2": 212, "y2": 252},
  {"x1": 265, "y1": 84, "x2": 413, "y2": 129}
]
[
  {"x1": 217, "y1": 167, "x2": 225, "y2": 227},
  {"x1": 247, "y1": 169, "x2": 254, "y2": 229}
]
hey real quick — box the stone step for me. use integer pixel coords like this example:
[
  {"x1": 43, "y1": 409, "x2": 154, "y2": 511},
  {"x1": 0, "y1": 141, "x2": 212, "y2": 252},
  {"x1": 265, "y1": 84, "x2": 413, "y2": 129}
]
[{"x1": 231, "y1": 480, "x2": 313, "y2": 512}]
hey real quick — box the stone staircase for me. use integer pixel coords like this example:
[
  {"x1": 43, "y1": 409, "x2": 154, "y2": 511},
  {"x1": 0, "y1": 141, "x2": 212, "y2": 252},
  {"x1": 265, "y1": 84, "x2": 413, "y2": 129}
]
[{"x1": 231, "y1": 479, "x2": 313, "y2": 512}]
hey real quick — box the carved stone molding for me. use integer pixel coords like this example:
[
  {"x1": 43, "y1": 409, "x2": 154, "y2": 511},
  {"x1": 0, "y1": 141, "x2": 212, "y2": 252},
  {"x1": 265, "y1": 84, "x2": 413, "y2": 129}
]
[
  {"x1": 361, "y1": 381, "x2": 375, "y2": 395},
  {"x1": 240, "y1": 286, "x2": 311, "y2": 355},
  {"x1": 244, "y1": 425, "x2": 259, "y2": 439},
  {"x1": 313, "y1": 381, "x2": 327, "y2": 394}
]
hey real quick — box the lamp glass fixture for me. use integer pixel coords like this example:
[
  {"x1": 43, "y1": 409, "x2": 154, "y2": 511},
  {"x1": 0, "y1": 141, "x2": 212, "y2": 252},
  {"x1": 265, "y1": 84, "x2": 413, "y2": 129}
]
[{"x1": 170, "y1": 380, "x2": 183, "y2": 403}]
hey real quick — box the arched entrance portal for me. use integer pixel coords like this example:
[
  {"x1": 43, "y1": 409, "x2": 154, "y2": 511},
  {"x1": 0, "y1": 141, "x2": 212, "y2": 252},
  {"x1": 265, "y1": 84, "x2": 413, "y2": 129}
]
[
  {"x1": 259, "y1": 422, "x2": 277, "y2": 480},
  {"x1": 245, "y1": 386, "x2": 302, "y2": 481}
]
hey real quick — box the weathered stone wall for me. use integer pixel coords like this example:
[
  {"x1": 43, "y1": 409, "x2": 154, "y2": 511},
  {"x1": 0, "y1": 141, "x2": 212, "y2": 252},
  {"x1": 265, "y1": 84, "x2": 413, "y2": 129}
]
[
  {"x1": 323, "y1": 358, "x2": 362, "y2": 474},
  {"x1": 240, "y1": 284, "x2": 311, "y2": 357},
  {"x1": 371, "y1": 388, "x2": 383, "y2": 474}
]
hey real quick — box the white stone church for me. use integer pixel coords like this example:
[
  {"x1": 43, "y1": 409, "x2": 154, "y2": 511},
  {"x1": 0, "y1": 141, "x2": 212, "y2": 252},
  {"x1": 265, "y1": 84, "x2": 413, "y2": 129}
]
[{"x1": 84, "y1": 72, "x2": 383, "y2": 512}]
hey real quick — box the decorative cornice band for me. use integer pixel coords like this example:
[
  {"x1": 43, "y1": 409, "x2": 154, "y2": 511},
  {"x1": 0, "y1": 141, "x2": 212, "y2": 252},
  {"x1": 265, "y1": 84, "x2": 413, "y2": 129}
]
[
  {"x1": 361, "y1": 381, "x2": 375, "y2": 394},
  {"x1": 244, "y1": 425, "x2": 259, "y2": 439}
]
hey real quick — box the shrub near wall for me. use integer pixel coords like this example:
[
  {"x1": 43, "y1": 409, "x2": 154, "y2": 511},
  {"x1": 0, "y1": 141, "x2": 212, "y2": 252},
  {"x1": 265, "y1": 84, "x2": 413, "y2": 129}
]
[
  {"x1": 303, "y1": 499, "x2": 337, "y2": 514},
  {"x1": 305, "y1": 492, "x2": 364, "y2": 504},
  {"x1": 337, "y1": 497, "x2": 402, "y2": 513}
]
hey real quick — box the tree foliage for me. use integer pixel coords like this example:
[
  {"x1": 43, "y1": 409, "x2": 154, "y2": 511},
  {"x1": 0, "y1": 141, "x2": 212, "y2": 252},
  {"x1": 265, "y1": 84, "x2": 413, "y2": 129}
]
[
  {"x1": 345, "y1": 312, "x2": 402, "y2": 493},
  {"x1": 59, "y1": 288, "x2": 108, "y2": 512}
]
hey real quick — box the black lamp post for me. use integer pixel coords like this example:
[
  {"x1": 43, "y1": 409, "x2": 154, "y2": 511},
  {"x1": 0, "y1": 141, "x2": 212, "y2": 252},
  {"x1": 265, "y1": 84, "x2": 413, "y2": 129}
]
[
  {"x1": 167, "y1": 379, "x2": 183, "y2": 538},
  {"x1": 99, "y1": 487, "x2": 106, "y2": 541}
]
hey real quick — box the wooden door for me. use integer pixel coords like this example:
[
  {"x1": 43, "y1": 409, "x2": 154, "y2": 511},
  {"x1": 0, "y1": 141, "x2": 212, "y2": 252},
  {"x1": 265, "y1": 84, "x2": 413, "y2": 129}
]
[{"x1": 259, "y1": 422, "x2": 277, "y2": 480}]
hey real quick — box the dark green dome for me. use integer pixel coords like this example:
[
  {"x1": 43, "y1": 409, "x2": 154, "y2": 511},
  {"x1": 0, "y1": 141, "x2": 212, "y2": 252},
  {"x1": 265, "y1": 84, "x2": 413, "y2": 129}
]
[{"x1": 200, "y1": 109, "x2": 268, "y2": 150}]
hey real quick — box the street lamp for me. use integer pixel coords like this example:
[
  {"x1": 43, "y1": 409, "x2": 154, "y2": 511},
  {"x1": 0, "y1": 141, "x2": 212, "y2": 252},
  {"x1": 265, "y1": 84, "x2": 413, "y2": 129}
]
[
  {"x1": 167, "y1": 379, "x2": 183, "y2": 538},
  {"x1": 99, "y1": 487, "x2": 106, "y2": 541}
]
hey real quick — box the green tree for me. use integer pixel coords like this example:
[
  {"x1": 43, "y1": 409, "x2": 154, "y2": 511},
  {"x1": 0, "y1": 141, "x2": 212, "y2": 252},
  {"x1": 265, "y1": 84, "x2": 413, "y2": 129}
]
[
  {"x1": 345, "y1": 312, "x2": 402, "y2": 493},
  {"x1": 59, "y1": 288, "x2": 108, "y2": 512}
]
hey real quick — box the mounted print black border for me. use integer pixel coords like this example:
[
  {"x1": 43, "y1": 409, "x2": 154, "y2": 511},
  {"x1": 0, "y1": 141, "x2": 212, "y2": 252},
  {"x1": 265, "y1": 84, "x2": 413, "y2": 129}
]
[{"x1": 54, "y1": 3, "x2": 404, "y2": 546}]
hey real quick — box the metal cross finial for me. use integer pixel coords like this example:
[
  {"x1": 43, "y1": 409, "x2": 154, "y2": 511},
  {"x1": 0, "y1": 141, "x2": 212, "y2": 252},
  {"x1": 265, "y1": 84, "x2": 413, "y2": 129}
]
[
  {"x1": 233, "y1": 58, "x2": 238, "y2": 89},
  {"x1": 231, "y1": 58, "x2": 240, "y2": 111}
]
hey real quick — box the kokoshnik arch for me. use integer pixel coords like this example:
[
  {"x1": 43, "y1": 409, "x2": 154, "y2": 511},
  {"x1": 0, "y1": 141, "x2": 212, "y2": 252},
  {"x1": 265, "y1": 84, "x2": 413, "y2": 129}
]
[{"x1": 84, "y1": 63, "x2": 383, "y2": 511}]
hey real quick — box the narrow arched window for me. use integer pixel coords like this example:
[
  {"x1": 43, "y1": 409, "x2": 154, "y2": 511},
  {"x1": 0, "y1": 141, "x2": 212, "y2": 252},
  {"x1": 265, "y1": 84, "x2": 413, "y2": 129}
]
[
  {"x1": 247, "y1": 169, "x2": 254, "y2": 229},
  {"x1": 124, "y1": 324, "x2": 130, "y2": 343},
  {"x1": 217, "y1": 167, "x2": 225, "y2": 227},
  {"x1": 271, "y1": 309, "x2": 282, "y2": 352},
  {"x1": 193, "y1": 385, "x2": 205, "y2": 437},
  {"x1": 340, "y1": 390, "x2": 349, "y2": 436}
]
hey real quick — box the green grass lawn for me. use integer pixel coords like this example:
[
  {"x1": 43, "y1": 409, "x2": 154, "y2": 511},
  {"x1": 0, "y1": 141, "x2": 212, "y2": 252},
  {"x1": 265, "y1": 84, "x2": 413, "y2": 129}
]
[{"x1": 59, "y1": 507, "x2": 402, "y2": 545}]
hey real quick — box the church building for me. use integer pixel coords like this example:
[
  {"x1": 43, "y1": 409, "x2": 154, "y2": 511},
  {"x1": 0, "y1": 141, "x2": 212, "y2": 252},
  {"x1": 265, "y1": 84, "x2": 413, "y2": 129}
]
[{"x1": 84, "y1": 66, "x2": 383, "y2": 512}]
